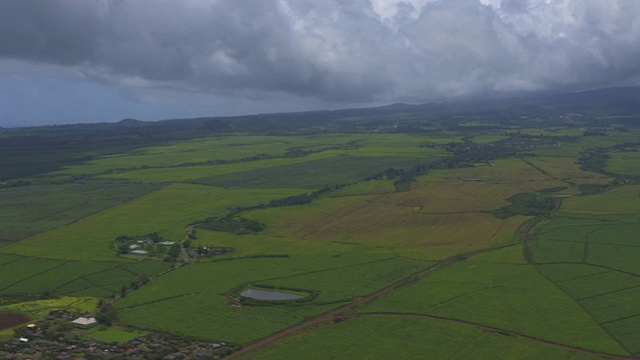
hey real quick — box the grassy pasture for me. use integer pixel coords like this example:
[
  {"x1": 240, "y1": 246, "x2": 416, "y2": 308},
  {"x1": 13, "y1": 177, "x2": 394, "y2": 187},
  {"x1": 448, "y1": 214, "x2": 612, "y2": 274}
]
[
  {"x1": 247, "y1": 316, "x2": 601, "y2": 360},
  {"x1": 361, "y1": 259, "x2": 626, "y2": 355},
  {"x1": 194, "y1": 156, "x2": 429, "y2": 189},
  {"x1": 0, "y1": 182, "x2": 159, "y2": 243},
  {"x1": 83, "y1": 326, "x2": 148, "y2": 344},
  {"x1": 116, "y1": 252, "x2": 428, "y2": 344},
  {"x1": 245, "y1": 195, "x2": 526, "y2": 260},
  {"x1": 1, "y1": 184, "x2": 305, "y2": 261}
]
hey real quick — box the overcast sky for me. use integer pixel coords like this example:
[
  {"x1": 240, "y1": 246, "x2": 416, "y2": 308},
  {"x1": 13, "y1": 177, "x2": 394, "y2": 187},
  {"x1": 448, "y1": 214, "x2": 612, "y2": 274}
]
[{"x1": 1, "y1": 0, "x2": 639, "y2": 127}]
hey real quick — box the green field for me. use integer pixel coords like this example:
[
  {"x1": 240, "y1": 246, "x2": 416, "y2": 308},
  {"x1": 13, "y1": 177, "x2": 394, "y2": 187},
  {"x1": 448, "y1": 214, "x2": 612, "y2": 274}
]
[
  {"x1": 3, "y1": 127, "x2": 640, "y2": 358},
  {"x1": 0, "y1": 181, "x2": 160, "y2": 244},
  {"x1": 247, "y1": 316, "x2": 602, "y2": 360},
  {"x1": 1, "y1": 184, "x2": 306, "y2": 260},
  {"x1": 115, "y1": 249, "x2": 429, "y2": 344}
]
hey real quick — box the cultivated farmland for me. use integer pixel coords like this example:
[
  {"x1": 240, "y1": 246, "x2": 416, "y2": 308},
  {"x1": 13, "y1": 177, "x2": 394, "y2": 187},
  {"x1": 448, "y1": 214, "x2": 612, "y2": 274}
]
[{"x1": 2, "y1": 124, "x2": 640, "y2": 359}]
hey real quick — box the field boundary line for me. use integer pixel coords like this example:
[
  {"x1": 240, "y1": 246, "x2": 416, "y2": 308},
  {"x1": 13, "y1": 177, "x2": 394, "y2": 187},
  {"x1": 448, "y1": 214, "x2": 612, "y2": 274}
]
[
  {"x1": 0, "y1": 261, "x2": 67, "y2": 292},
  {"x1": 601, "y1": 313, "x2": 640, "y2": 326},
  {"x1": 226, "y1": 243, "x2": 521, "y2": 359},
  {"x1": 351, "y1": 312, "x2": 636, "y2": 360},
  {"x1": 532, "y1": 260, "x2": 632, "y2": 355},
  {"x1": 577, "y1": 284, "x2": 640, "y2": 302}
]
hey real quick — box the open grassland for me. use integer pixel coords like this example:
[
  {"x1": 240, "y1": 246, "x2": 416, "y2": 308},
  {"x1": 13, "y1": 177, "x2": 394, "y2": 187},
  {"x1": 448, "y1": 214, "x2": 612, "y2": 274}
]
[
  {"x1": 560, "y1": 185, "x2": 640, "y2": 215},
  {"x1": 116, "y1": 250, "x2": 428, "y2": 344},
  {"x1": 0, "y1": 181, "x2": 159, "y2": 243},
  {"x1": 361, "y1": 249, "x2": 627, "y2": 355},
  {"x1": 246, "y1": 316, "x2": 602, "y2": 360},
  {"x1": 83, "y1": 326, "x2": 148, "y2": 344},
  {"x1": 194, "y1": 156, "x2": 430, "y2": 189},
  {"x1": 246, "y1": 195, "x2": 526, "y2": 260},
  {"x1": 1, "y1": 184, "x2": 305, "y2": 261}
]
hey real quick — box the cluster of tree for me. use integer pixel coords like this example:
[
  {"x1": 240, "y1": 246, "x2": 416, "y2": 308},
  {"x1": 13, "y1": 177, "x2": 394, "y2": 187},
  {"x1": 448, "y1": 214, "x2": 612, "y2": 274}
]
[
  {"x1": 493, "y1": 192, "x2": 556, "y2": 219},
  {"x1": 113, "y1": 232, "x2": 164, "y2": 255},
  {"x1": 577, "y1": 148, "x2": 611, "y2": 174}
]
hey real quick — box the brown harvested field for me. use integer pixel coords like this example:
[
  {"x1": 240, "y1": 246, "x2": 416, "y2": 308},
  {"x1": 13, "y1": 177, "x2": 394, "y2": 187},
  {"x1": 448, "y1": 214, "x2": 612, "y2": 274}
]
[
  {"x1": 380, "y1": 178, "x2": 566, "y2": 212},
  {"x1": 428, "y1": 159, "x2": 552, "y2": 182},
  {"x1": 522, "y1": 157, "x2": 611, "y2": 185},
  {"x1": 246, "y1": 195, "x2": 528, "y2": 260},
  {"x1": 0, "y1": 312, "x2": 30, "y2": 330}
]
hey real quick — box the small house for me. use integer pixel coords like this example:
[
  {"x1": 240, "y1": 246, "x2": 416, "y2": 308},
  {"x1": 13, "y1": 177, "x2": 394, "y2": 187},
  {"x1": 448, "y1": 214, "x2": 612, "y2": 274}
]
[{"x1": 71, "y1": 317, "x2": 98, "y2": 329}]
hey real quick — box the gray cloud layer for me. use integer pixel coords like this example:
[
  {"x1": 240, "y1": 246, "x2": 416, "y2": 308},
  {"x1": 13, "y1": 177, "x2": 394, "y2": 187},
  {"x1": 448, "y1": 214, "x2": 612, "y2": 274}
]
[{"x1": 1, "y1": 0, "x2": 639, "y2": 104}]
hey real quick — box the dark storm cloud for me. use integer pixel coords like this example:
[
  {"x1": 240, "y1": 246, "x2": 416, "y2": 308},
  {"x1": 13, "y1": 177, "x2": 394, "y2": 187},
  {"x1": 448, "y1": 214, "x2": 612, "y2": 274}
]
[{"x1": 1, "y1": 0, "x2": 639, "y2": 104}]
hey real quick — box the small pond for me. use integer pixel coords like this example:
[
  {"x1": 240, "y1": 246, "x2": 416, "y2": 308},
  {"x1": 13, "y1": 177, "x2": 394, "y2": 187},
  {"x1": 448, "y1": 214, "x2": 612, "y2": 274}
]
[{"x1": 240, "y1": 289, "x2": 304, "y2": 301}]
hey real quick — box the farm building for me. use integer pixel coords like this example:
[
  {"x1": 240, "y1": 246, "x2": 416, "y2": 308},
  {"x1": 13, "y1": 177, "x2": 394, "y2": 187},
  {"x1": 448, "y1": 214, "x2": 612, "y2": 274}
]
[
  {"x1": 71, "y1": 317, "x2": 97, "y2": 329},
  {"x1": 130, "y1": 249, "x2": 149, "y2": 256}
]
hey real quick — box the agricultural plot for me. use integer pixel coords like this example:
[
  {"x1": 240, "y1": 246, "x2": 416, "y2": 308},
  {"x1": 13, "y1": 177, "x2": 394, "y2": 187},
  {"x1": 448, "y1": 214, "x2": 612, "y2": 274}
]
[
  {"x1": 194, "y1": 156, "x2": 429, "y2": 189},
  {"x1": 58, "y1": 135, "x2": 369, "y2": 175},
  {"x1": 0, "y1": 297, "x2": 97, "y2": 333},
  {"x1": 0, "y1": 181, "x2": 159, "y2": 243},
  {"x1": 383, "y1": 177, "x2": 563, "y2": 212},
  {"x1": 607, "y1": 151, "x2": 640, "y2": 177},
  {"x1": 428, "y1": 158, "x2": 553, "y2": 183},
  {"x1": 247, "y1": 316, "x2": 602, "y2": 360},
  {"x1": 0, "y1": 258, "x2": 170, "y2": 298},
  {"x1": 116, "y1": 251, "x2": 429, "y2": 344},
  {"x1": 361, "y1": 251, "x2": 627, "y2": 355},
  {"x1": 3, "y1": 126, "x2": 640, "y2": 358},
  {"x1": 246, "y1": 195, "x2": 526, "y2": 260},
  {"x1": 1, "y1": 184, "x2": 306, "y2": 261},
  {"x1": 521, "y1": 156, "x2": 611, "y2": 186},
  {"x1": 98, "y1": 152, "x2": 340, "y2": 183},
  {"x1": 561, "y1": 185, "x2": 640, "y2": 215}
]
